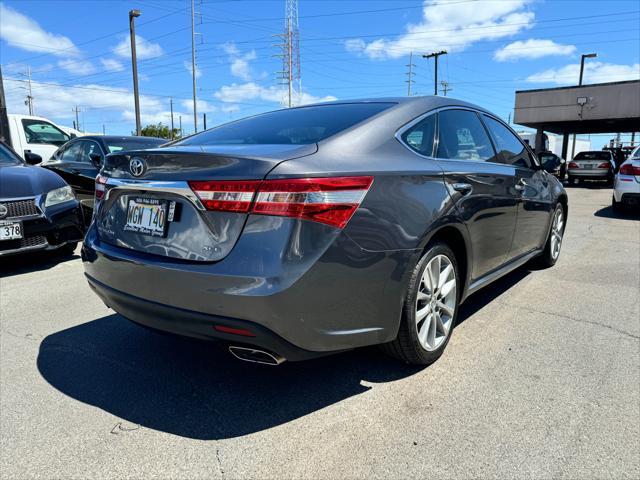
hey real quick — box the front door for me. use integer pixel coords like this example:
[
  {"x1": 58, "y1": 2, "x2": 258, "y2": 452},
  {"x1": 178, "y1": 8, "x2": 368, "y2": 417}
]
[{"x1": 434, "y1": 108, "x2": 519, "y2": 280}]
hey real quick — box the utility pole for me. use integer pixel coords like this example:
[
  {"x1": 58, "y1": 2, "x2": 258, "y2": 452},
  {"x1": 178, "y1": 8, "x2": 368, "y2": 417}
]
[
  {"x1": 73, "y1": 107, "x2": 80, "y2": 132},
  {"x1": 190, "y1": 0, "x2": 198, "y2": 132},
  {"x1": 570, "y1": 52, "x2": 597, "y2": 160},
  {"x1": 129, "y1": 9, "x2": 142, "y2": 136},
  {"x1": 102, "y1": 124, "x2": 106, "y2": 135},
  {"x1": 0, "y1": 65, "x2": 11, "y2": 146},
  {"x1": 440, "y1": 80, "x2": 452, "y2": 96},
  {"x1": 203, "y1": 113, "x2": 207, "y2": 130},
  {"x1": 24, "y1": 66, "x2": 34, "y2": 115},
  {"x1": 422, "y1": 50, "x2": 447, "y2": 96},
  {"x1": 179, "y1": 115, "x2": 182, "y2": 137},
  {"x1": 170, "y1": 98, "x2": 175, "y2": 140},
  {"x1": 406, "y1": 52, "x2": 415, "y2": 96}
]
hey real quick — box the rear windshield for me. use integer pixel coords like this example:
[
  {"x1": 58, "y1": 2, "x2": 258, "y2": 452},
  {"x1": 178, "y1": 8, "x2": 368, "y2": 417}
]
[
  {"x1": 176, "y1": 103, "x2": 395, "y2": 146},
  {"x1": 574, "y1": 151, "x2": 610, "y2": 161},
  {"x1": 106, "y1": 137, "x2": 166, "y2": 153}
]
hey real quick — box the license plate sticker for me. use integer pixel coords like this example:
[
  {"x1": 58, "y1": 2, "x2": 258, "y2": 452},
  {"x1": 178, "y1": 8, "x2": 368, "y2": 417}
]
[
  {"x1": 124, "y1": 197, "x2": 168, "y2": 237},
  {"x1": 0, "y1": 221, "x2": 23, "y2": 241}
]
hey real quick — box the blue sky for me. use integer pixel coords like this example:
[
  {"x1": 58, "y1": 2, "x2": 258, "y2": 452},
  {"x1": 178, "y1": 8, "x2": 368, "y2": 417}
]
[{"x1": 1, "y1": 0, "x2": 639, "y2": 140}]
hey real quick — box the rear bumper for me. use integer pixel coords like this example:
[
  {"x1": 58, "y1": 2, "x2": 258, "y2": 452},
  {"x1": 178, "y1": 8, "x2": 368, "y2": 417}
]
[
  {"x1": 82, "y1": 216, "x2": 417, "y2": 355},
  {"x1": 0, "y1": 200, "x2": 84, "y2": 257},
  {"x1": 613, "y1": 176, "x2": 640, "y2": 202},
  {"x1": 567, "y1": 168, "x2": 611, "y2": 179},
  {"x1": 85, "y1": 274, "x2": 328, "y2": 361}
]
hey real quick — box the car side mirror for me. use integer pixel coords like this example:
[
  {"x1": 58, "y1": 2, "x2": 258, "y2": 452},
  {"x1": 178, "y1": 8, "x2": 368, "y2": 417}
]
[
  {"x1": 69, "y1": 133, "x2": 77, "y2": 139},
  {"x1": 24, "y1": 151, "x2": 42, "y2": 165},
  {"x1": 89, "y1": 153, "x2": 103, "y2": 168}
]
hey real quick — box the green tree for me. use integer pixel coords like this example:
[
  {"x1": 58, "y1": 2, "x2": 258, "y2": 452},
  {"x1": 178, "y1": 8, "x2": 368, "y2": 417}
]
[{"x1": 137, "y1": 122, "x2": 181, "y2": 139}]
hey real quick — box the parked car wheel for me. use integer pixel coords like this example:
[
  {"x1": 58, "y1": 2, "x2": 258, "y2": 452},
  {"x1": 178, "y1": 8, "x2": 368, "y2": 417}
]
[
  {"x1": 382, "y1": 242, "x2": 459, "y2": 365},
  {"x1": 534, "y1": 204, "x2": 565, "y2": 268},
  {"x1": 60, "y1": 242, "x2": 78, "y2": 256}
]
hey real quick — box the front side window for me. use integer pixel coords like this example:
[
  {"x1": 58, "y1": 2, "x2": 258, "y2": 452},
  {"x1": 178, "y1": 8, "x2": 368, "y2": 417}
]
[
  {"x1": 483, "y1": 116, "x2": 532, "y2": 168},
  {"x1": 21, "y1": 119, "x2": 70, "y2": 147},
  {"x1": 60, "y1": 142, "x2": 82, "y2": 162},
  {"x1": 78, "y1": 141, "x2": 102, "y2": 163},
  {"x1": 436, "y1": 109, "x2": 496, "y2": 161},
  {"x1": 176, "y1": 103, "x2": 395, "y2": 146},
  {"x1": 401, "y1": 114, "x2": 436, "y2": 156}
]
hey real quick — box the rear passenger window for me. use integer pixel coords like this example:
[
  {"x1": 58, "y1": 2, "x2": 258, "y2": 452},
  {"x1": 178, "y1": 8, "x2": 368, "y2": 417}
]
[
  {"x1": 482, "y1": 116, "x2": 532, "y2": 168},
  {"x1": 436, "y1": 110, "x2": 496, "y2": 162},
  {"x1": 401, "y1": 114, "x2": 436, "y2": 157}
]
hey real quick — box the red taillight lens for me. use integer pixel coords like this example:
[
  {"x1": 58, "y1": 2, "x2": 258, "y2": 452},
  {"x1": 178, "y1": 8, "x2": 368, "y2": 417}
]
[
  {"x1": 597, "y1": 162, "x2": 611, "y2": 169},
  {"x1": 95, "y1": 174, "x2": 108, "y2": 200},
  {"x1": 620, "y1": 163, "x2": 640, "y2": 175},
  {"x1": 188, "y1": 180, "x2": 260, "y2": 212},
  {"x1": 189, "y1": 176, "x2": 373, "y2": 229},
  {"x1": 568, "y1": 162, "x2": 579, "y2": 168}
]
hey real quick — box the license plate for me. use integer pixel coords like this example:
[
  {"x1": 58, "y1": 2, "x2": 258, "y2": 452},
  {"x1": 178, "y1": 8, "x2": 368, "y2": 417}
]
[
  {"x1": 0, "y1": 221, "x2": 23, "y2": 241},
  {"x1": 124, "y1": 197, "x2": 168, "y2": 237},
  {"x1": 583, "y1": 163, "x2": 594, "y2": 169}
]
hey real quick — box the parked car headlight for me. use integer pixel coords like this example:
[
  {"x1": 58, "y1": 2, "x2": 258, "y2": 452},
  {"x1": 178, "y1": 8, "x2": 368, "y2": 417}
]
[{"x1": 44, "y1": 185, "x2": 75, "y2": 207}]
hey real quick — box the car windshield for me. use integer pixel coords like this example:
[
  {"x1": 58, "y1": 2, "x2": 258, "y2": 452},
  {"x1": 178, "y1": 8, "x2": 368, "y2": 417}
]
[
  {"x1": 0, "y1": 143, "x2": 23, "y2": 166},
  {"x1": 176, "y1": 103, "x2": 395, "y2": 146},
  {"x1": 574, "y1": 151, "x2": 610, "y2": 161},
  {"x1": 106, "y1": 138, "x2": 166, "y2": 153}
]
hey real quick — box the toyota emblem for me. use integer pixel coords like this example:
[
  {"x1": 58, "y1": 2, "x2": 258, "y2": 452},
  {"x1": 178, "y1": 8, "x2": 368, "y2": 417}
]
[
  {"x1": 0, "y1": 204, "x2": 7, "y2": 219},
  {"x1": 129, "y1": 157, "x2": 146, "y2": 177}
]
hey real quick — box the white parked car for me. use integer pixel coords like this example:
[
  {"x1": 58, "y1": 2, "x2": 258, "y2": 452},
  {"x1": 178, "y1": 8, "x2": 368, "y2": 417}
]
[
  {"x1": 612, "y1": 145, "x2": 640, "y2": 212},
  {"x1": 6, "y1": 114, "x2": 73, "y2": 161}
]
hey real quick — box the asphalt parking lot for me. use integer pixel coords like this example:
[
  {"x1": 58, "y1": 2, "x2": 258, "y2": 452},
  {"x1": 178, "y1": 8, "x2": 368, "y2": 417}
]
[{"x1": 1, "y1": 186, "x2": 638, "y2": 479}]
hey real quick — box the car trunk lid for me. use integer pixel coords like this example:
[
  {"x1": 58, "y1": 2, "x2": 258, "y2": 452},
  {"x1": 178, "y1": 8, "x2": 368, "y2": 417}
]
[{"x1": 96, "y1": 144, "x2": 317, "y2": 262}]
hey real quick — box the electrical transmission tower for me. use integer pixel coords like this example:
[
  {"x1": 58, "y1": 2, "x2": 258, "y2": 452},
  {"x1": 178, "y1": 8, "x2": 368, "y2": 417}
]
[
  {"x1": 406, "y1": 52, "x2": 416, "y2": 96},
  {"x1": 275, "y1": 0, "x2": 300, "y2": 107}
]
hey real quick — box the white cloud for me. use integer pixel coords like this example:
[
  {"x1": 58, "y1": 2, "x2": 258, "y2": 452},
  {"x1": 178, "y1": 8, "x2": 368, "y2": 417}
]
[
  {"x1": 494, "y1": 39, "x2": 575, "y2": 61},
  {"x1": 222, "y1": 42, "x2": 257, "y2": 81},
  {"x1": 214, "y1": 82, "x2": 336, "y2": 107},
  {"x1": 179, "y1": 98, "x2": 217, "y2": 114},
  {"x1": 100, "y1": 58, "x2": 125, "y2": 72},
  {"x1": 0, "y1": 3, "x2": 80, "y2": 56},
  {"x1": 58, "y1": 58, "x2": 96, "y2": 75},
  {"x1": 345, "y1": 0, "x2": 534, "y2": 60},
  {"x1": 183, "y1": 60, "x2": 201, "y2": 79},
  {"x1": 526, "y1": 61, "x2": 640, "y2": 85},
  {"x1": 112, "y1": 34, "x2": 164, "y2": 60}
]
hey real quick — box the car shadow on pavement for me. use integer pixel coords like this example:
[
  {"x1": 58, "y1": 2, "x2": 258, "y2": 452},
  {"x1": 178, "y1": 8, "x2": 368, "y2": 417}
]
[
  {"x1": 594, "y1": 205, "x2": 639, "y2": 221},
  {"x1": 36, "y1": 267, "x2": 531, "y2": 441},
  {"x1": 0, "y1": 250, "x2": 78, "y2": 278},
  {"x1": 37, "y1": 314, "x2": 421, "y2": 440}
]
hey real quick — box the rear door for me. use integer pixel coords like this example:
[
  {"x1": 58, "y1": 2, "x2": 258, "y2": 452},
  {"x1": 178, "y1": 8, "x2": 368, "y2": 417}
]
[
  {"x1": 482, "y1": 114, "x2": 552, "y2": 258},
  {"x1": 433, "y1": 108, "x2": 519, "y2": 280}
]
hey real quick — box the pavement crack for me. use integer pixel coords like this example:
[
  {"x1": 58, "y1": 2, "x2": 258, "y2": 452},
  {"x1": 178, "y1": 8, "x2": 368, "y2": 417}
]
[
  {"x1": 498, "y1": 302, "x2": 640, "y2": 340},
  {"x1": 1, "y1": 329, "x2": 40, "y2": 342},
  {"x1": 215, "y1": 447, "x2": 225, "y2": 477}
]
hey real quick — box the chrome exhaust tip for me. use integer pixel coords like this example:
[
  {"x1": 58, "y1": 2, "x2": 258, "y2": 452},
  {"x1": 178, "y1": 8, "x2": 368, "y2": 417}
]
[{"x1": 228, "y1": 346, "x2": 285, "y2": 366}]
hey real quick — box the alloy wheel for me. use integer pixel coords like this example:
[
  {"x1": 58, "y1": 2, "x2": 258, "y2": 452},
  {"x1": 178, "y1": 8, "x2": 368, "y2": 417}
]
[
  {"x1": 550, "y1": 207, "x2": 564, "y2": 260},
  {"x1": 416, "y1": 254, "x2": 456, "y2": 352}
]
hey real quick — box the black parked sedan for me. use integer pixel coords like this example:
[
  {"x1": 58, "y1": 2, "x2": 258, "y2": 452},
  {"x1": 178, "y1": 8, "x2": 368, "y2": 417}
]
[
  {"x1": 83, "y1": 97, "x2": 567, "y2": 366},
  {"x1": 0, "y1": 141, "x2": 83, "y2": 257},
  {"x1": 41, "y1": 135, "x2": 166, "y2": 211}
]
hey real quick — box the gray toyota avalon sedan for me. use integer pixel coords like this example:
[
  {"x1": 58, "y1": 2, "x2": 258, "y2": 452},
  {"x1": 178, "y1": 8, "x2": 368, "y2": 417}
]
[{"x1": 82, "y1": 97, "x2": 567, "y2": 366}]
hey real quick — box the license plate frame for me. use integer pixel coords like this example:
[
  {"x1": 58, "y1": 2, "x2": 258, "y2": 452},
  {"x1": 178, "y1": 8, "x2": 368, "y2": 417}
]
[
  {"x1": 124, "y1": 197, "x2": 169, "y2": 238},
  {"x1": 0, "y1": 220, "x2": 23, "y2": 241}
]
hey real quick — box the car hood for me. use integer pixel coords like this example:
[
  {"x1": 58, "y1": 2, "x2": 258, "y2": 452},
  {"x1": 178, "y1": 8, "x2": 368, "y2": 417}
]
[{"x1": 0, "y1": 164, "x2": 67, "y2": 199}]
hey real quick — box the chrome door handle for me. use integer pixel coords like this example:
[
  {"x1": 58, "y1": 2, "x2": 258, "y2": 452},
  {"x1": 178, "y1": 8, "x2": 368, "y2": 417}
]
[
  {"x1": 452, "y1": 183, "x2": 472, "y2": 195},
  {"x1": 514, "y1": 179, "x2": 526, "y2": 192}
]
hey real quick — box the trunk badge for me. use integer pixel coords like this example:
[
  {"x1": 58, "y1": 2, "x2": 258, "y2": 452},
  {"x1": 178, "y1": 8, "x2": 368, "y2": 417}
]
[{"x1": 129, "y1": 158, "x2": 146, "y2": 177}]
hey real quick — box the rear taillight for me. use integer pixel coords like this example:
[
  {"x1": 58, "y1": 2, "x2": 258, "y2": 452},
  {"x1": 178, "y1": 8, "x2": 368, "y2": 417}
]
[
  {"x1": 568, "y1": 162, "x2": 579, "y2": 168},
  {"x1": 189, "y1": 176, "x2": 373, "y2": 229},
  {"x1": 188, "y1": 180, "x2": 260, "y2": 212},
  {"x1": 620, "y1": 163, "x2": 640, "y2": 175},
  {"x1": 95, "y1": 174, "x2": 108, "y2": 200},
  {"x1": 597, "y1": 162, "x2": 611, "y2": 169}
]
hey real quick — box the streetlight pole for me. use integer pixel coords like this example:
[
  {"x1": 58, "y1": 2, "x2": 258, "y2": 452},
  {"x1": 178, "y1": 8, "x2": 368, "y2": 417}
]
[
  {"x1": 570, "y1": 53, "x2": 597, "y2": 161},
  {"x1": 129, "y1": 9, "x2": 142, "y2": 136},
  {"x1": 190, "y1": 0, "x2": 198, "y2": 132}
]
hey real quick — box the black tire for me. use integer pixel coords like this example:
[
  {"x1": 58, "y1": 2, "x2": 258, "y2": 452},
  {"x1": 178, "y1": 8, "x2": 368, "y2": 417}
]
[
  {"x1": 60, "y1": 242, "x2": 78, "y2": 256},
  {"x1": 381, "y1": 242, "x2": 459, "y2": 366},
  {"x1": 533, "y1": 204, "x2": 565, "y2": 269}
]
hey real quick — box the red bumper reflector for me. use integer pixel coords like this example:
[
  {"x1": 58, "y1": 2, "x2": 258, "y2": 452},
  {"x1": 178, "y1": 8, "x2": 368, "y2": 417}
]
[{"x1": 214, "y1": 325, "x2": 256, "y2": 337}]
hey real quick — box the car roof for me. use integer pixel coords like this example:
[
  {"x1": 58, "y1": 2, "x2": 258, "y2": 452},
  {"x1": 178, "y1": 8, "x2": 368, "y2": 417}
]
[
  {"x1": 80, "y1": 135, "x2": 165, "y2": 142},
  {"x1": 302, "y1": 95, "x2": 490, "y2": 113}
]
